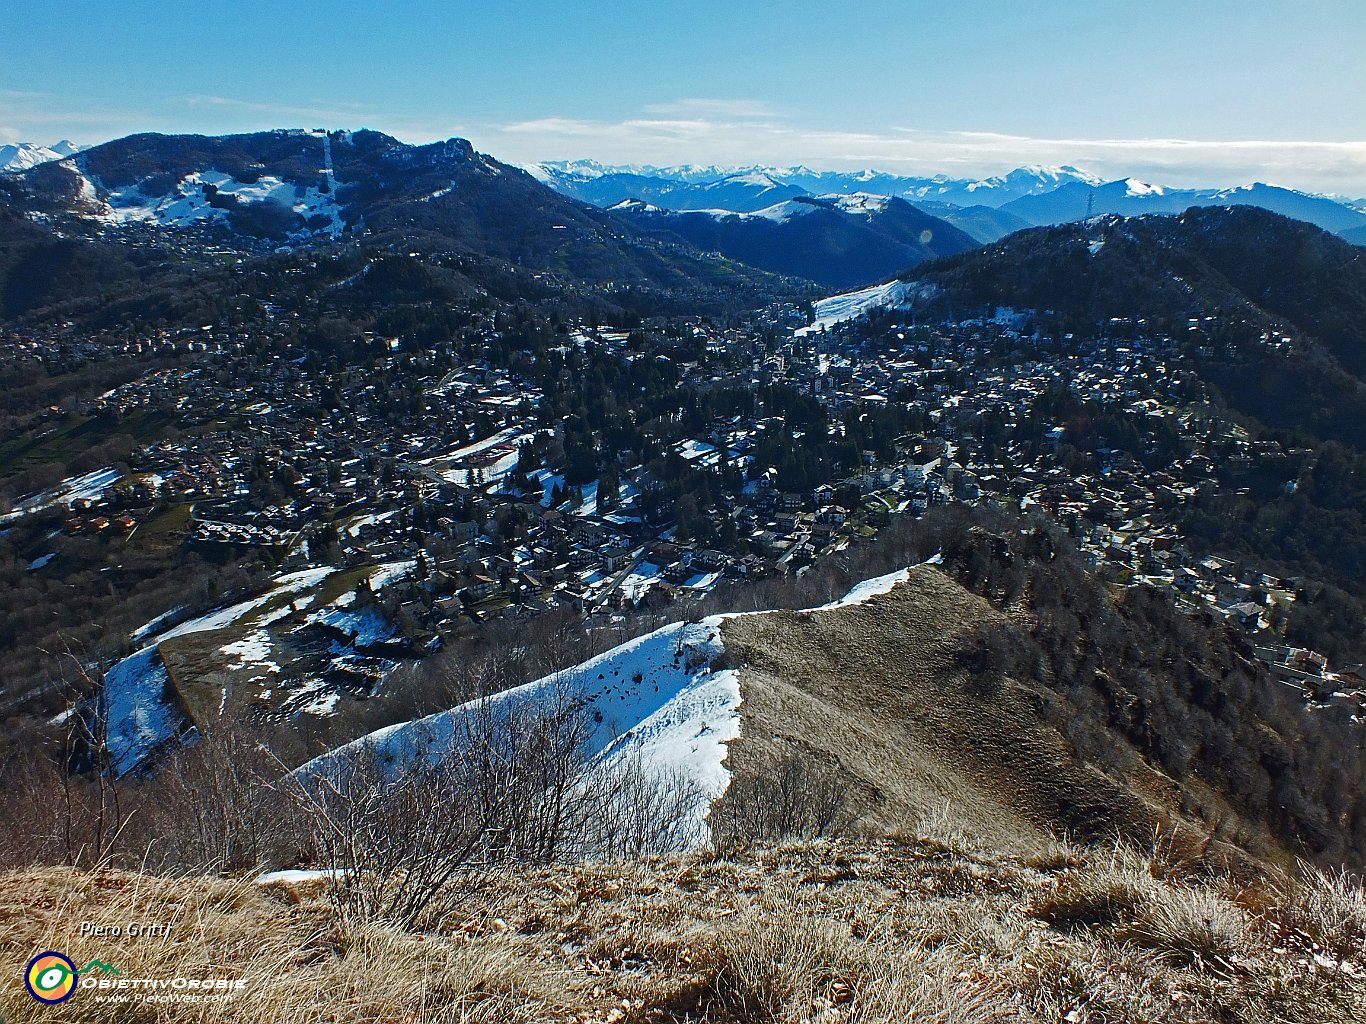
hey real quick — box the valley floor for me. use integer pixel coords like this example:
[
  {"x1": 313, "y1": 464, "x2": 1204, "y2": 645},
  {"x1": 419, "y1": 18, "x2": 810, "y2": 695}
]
[{"x1": 2, "y1": 835, "x2": 1362, "y2": 1023}]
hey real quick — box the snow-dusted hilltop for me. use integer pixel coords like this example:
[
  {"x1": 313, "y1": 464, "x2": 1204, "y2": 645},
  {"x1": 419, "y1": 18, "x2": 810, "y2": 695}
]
[
  {"x1": 295, "y1": 568, "x2": 913, "y2": 847},
  {"x1": 608, "y1": 193, "x2": 978, "y2": 289}
]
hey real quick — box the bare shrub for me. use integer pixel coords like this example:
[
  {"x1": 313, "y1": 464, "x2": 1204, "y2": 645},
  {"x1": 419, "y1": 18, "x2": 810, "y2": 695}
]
[
  {"x1": 289, "y1": 687, "x2": 709, "y2": 927},
  {"x1": 1274, "y1": 863, "x2": 1366, "y2": 963},
  {"x1": 1030, "y1": 851, "x2": 1158, "y2": 930},
  {"x1": 584, "y1": 757, "x2": 708, "y2": 860},
  {"x1": 1122, "y1": 886, "x2": 1248, "y2": 963},
  {"x1": 709, "y1": 748, "x2": 854, "y2": 852},
  {"x1": 140, "y1": 728, "x2": 297, "y2": 873},
  {"x1": 290, "y1": 743, "x2": 496, "y2": 928},
  {"x1": 0, "y1": 747, "x2": 71, "y2": 867}
]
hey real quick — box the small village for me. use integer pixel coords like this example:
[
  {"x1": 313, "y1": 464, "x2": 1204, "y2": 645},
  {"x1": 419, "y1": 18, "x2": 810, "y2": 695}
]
[{"x1": 7, "y1": 302, "x2": 1364, "y2": 726}]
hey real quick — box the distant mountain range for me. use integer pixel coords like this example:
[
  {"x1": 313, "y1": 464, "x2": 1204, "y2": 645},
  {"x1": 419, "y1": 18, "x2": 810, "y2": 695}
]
[
  {"x1": 2, "y1": 129, "x2": 812, "y2": 279},
  {"x1": 0, "y1": 140, "x2": 81, "y2": 173},
  {"x1": 0, "y1": 129, "x2": 983, "y2": 297},
  {"x1": 530, "y1": 160, "x2": 1104, "y2": 212},
  {"x1": 11, "y1": 140, "x2": 1366, "y2": 248},
  {"x1": 531, "y1": 160, "x2": 1366, "y2": 245},
  {"x1": 7, "y1": 130, "x2": 1366, "y2": 319},
  {"x1": 606, "y1": 193, "x2": 978, "y2": 289}
]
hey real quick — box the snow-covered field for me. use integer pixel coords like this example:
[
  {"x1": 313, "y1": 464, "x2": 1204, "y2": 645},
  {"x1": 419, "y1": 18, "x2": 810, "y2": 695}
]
[
  {"x1": 102, "y1": 647, "x2": 180, "y2": 777},
  {"x1": 795, "y1": 280, "x2": 939, "y2": 336},
  {"x1": 296, "y1": 567, "x2": 920, "y2": 847},
  {"x1": 308, "y1": 606, "x2": 397, "y2": 647},
  {"x1": 156, "y1": 567, "x2": 335, "y2": 641},
  {"x1": 1, "y1": 467, "x2": 122, "y2": 523},
  {"x1": 102, "y1": 566, "x2": 341, "y2": 774},
  {"x1": 695, "y1": 200, "x2": 816, "y2": 224},
  {"x1": 98, "y1": 167, "x2": 344, "y2": 241},
  {"x1": 817, "y1": 566, "x2": 914, "y2": 609},
  {"x1": 299, "y1": 616, "x2": 739, "y2": 845}
]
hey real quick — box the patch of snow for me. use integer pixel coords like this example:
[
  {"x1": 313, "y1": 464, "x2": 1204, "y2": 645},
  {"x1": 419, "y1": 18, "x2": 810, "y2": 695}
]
[
  {"x1": 219, "y1": 629, "x2": 280, "y2": 675},
  {"x1": 102, "y1": 647, "x2": 183, "y2": 776},
  {"x1": 2, "y1": 467, "x2": 122, "y2": 523},
  {"x1": 368, "y1": 559, "x2": 417, "y2": 589},
  {"x1": 298, "y1": 616, "x2": 738, "y2": 846},
  {"x1": 151, "y1": 566, "x2": 335, "y2": 642},
  {"x1": 418, "y1": 182, "x2": 457, "y2": 202},
  {"x1": 825, "y1": 192, "x2": 890, "y2": 216},
  {"x1": 1124, "y1": 178, "x2": 1165, "y2": 198},
  {"x1": 308, "y1": 606, "x2": 398, "y2": 647},
  {"x1": 97, "y1": 162, "x2": 344, "y2": 241},
  {"x1": 299, "y1": 689, "x2": 342, "y2": 716},
  {"x1": 818, "y1": 568, "x2": 911, "y2": 609},
  {"x1": 695, "y1": 200, "x2": 816, "y2": 224},
  {"x1": 722, "y1": 171, "x2": 785, "y2": 189},
  {"x1": 256, "y1": 867, "x2": 349, "y2": 885},
  {"x1": 796, "y1": 280, "x2": 937, "y2": 336},
  {"x1": 48, "y1": 706, "x2": 78, "y2": 727},
  {"x1": 619, "y1": 562, "x2": 663, "y2": 602},
  {"x1": 295, "y1": 567, "x2": 922, "y2": 847},
  {"x1": 607, "y1": 198, "x2": 664, "y2": 213},
  {"x1": 131, "y1": 605, "x2": 188, "y2": 643},
  {"x1": 1, "y1": 141, "x2": 82, "y2": 172}
]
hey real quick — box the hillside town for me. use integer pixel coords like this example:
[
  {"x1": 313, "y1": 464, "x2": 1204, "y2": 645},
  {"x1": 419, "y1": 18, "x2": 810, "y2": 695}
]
[{"x1": 6, "y1": 301, "x2": 1363, "y2": 735}]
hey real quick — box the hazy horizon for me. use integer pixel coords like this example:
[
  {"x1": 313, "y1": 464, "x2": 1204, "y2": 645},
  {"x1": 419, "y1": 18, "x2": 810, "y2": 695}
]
[{"x1": 4, "y1": 0, "x2": 1365, "y2": 195}]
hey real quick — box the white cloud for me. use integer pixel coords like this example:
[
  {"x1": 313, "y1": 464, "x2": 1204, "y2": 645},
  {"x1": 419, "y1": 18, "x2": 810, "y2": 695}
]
[
  {"x1": 641, "y1": 98, "x2": 776, "y2": 118},
  {"x1": 183, "y1": 94, "x2": 379, "y2": 124}
]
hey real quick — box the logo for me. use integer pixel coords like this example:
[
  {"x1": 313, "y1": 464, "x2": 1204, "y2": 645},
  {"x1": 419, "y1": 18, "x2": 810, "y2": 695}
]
[
  {"x1": 25, "y1": 951, "x2": 78, "y2": 1004},
  {"x1": 22, "y1": 949, "x2": 244, "y2": 1005}
]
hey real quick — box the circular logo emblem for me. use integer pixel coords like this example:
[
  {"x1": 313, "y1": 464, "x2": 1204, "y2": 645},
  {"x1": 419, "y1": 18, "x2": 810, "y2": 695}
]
[{"x1": 26, "y1": 951, "x2": 78, "y2": 1004}]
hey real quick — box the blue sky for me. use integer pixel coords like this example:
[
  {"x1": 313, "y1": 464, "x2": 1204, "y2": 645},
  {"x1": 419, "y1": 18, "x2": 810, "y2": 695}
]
[{"x1": 4, "y1": 0, "x2": 1365, "y2": 192}]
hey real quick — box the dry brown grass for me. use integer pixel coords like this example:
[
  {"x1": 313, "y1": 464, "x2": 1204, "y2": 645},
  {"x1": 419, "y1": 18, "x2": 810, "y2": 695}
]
[
  {"x1": 1271, "y1": 864, "x2": 1366, "y2": 963},
  {"x1": 1, "y1": 836, "x2": 1361, "y2": 1023},
  {"x1": 0, "y1": 868, "x2": 564, "y2": 1023}
]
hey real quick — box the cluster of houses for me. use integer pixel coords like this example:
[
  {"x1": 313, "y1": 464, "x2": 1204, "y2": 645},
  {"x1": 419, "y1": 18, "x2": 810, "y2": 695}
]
[
  {"x1": 776, "y1": 310, "x2": 1364, "y2": 714},
  {"x1": 10, "y1": 301, "x2": 1364, "y2": 721}
]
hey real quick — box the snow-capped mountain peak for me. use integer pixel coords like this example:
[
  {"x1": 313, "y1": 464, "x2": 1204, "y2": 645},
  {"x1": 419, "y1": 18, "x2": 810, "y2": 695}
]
[
  {"x1": 607, "y1": 197, "x2": 665, "y2": 213},
  {"x1": 716, "y1": 170, "x2": 786, "y2": 190},
  {"x1": 1123, "y1": 178, "x2": 1165, "y2": 197},
  {"x1": 825, "y1": 192, "x2": 891, "y2": 216},
  {"x1": 967, "y1": 164, "x2": 1103, "y2": 195},
  {"x1": 0, "y1": 140, "x2": 85, "y2": 173}
]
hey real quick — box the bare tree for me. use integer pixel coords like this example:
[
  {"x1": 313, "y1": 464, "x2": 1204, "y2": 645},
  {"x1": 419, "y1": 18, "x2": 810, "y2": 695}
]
[
  {"x1": 584, "y1": 756, "x2": 708, "y2": 860},
  {"x1": 289, "y1": 743, "x2": 495, "y2": 928},
  {"x1": 710, "y1": 748, "x2": 854, "y2": 853},
  {"x1": 54, "y1": 651, "x2": 132, "y2": 868},
  {"x1": 145, "y1": 728, "x2": 293, "y2": 873},
  {"x1": 288, "y1": 685, "x2": 602, "y2": 928}
]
